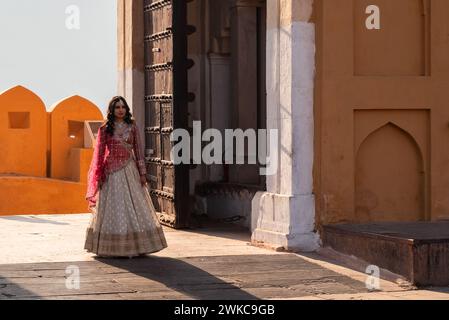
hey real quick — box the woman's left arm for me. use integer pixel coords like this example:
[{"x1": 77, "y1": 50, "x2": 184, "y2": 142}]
[{"x1": 133, "y1": 122, "x2": 147, "y2": 178}]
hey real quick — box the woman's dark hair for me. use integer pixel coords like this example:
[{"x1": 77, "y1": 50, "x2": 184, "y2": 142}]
[{"x1": 102, "y1": 96, "x2": 134, "y2": 135}]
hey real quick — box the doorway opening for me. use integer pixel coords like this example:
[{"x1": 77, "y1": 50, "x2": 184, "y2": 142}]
[{"x1": 143, "y1": 0, "x2": 267, "y2": 229}]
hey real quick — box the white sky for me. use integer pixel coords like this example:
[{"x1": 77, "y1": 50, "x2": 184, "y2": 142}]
[{"x1": 0, "y1": 0, "x2": 117, "y2": 115}]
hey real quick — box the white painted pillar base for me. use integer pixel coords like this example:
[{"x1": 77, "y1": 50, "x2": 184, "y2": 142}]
[{"x1": 251, "y1": 192, "x2": 320, "y2": 252}]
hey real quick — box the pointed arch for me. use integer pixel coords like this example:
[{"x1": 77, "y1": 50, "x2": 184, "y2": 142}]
[
  {"x1": 0, "y1": 85, "x2": 47, "y2": 177},
  {"x1": 355, "y1": 122, "x2": 425, "y2": 222},
  {"x1": 0, "y1": 85, "x2": 47, "y2": 112}
]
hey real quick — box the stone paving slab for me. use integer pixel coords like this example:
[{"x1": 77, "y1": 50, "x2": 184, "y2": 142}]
[{"x1": 0, "y1": 254, "x2": 369, "y2": 300}]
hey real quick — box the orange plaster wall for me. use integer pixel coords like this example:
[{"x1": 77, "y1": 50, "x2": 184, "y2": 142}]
[
  {"x1": 0, "y1": 86, "x2": 47, "y2": 177},
  {"x1": 314, "y1": 0, "x2": 449, "y2": 224},
  {"x1": 0, "y1": 87, "x2": 105, "y2": 215},
  {"x1": 0, "y1": 176, "x2": 88, "y2": 215},
  {"x1": 69, "y1": 148, "x2": 94, "y2": 183}
]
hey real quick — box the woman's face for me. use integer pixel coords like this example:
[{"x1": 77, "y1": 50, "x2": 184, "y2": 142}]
[{"x1": 114, "y1": 101, "x2": 127, "y2": 120}]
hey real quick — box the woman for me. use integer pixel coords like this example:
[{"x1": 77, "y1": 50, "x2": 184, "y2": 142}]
[{"x1": 85, "y1": 96, "x2": 167, "y2": 258}]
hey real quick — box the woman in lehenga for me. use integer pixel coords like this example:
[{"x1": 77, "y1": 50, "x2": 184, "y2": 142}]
[{"x1": 85, "y1": 96, "x2": 167, "y2": 258}]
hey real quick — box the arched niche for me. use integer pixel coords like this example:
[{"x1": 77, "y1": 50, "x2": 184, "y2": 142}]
[{"x1": 355, "y1": 122, "x2": 425, "y2": 222}]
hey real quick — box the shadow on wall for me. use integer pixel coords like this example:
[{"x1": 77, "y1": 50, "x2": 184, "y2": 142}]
[{"x1": 0, "y1": 85, "x2": 104, "y2": 216}]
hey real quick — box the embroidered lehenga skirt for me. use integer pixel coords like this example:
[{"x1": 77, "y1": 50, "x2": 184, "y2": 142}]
[{"x1": 84, "y1": 159, "x2": 167, "y2": 257}]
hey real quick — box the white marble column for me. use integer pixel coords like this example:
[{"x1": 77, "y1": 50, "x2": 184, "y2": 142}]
[
  {"x1": 117, "y1": 0, "x2": 145, "y2": 137},
  {"x1": 251, "y1": 0, "x2": 319, "y2": 252}
]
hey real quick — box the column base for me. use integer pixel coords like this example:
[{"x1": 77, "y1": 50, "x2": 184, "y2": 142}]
[{"x1": 251, "y1": 191, "x2": 321, "y2": 252}]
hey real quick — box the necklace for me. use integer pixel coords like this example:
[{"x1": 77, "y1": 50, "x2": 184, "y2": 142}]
[{"x1": 114, "y1": 121, "x2": 128, "y2": 138}]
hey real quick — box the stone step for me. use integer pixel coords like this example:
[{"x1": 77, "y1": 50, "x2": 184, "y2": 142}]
[{"x1": 322, "y1": 222, "x2": 449, "y2": 286}]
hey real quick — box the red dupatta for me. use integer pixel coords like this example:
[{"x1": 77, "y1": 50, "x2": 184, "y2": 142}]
[{"x1": 86, "y1": 125, "x2": 108, "y2": 209}]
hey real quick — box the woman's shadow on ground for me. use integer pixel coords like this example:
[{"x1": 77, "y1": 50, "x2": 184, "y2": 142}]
[{"x1": 95, "y1": 255, "x2": 258, "y2": 300}]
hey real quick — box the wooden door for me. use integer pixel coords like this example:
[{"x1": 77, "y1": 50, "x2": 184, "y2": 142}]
[{"x1": 144, "y1": 0, "x2": 189, "y2": 228}]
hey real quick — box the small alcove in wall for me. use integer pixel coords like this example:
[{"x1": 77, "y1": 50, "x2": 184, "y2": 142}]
[
  {"x1": 8, "y1": 112, "x2": 30, "y2": 129},
  {"x1": 68, "y1": 120, "x2": 85, "y2": 141}
]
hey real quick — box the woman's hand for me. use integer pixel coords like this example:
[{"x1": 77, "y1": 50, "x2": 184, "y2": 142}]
[{"x1": 140, "y1": 175, "x2": 148, "y2": 187}]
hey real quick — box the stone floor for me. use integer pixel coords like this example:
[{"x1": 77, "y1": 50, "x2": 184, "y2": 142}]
[{"x1": 0, "y1": 214, "x2": 448, "y2": 300}]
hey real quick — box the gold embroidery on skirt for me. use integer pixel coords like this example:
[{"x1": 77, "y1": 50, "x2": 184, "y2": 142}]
[{"x1": 84, "y1": 227, "x2": 167, "y2": 257}]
